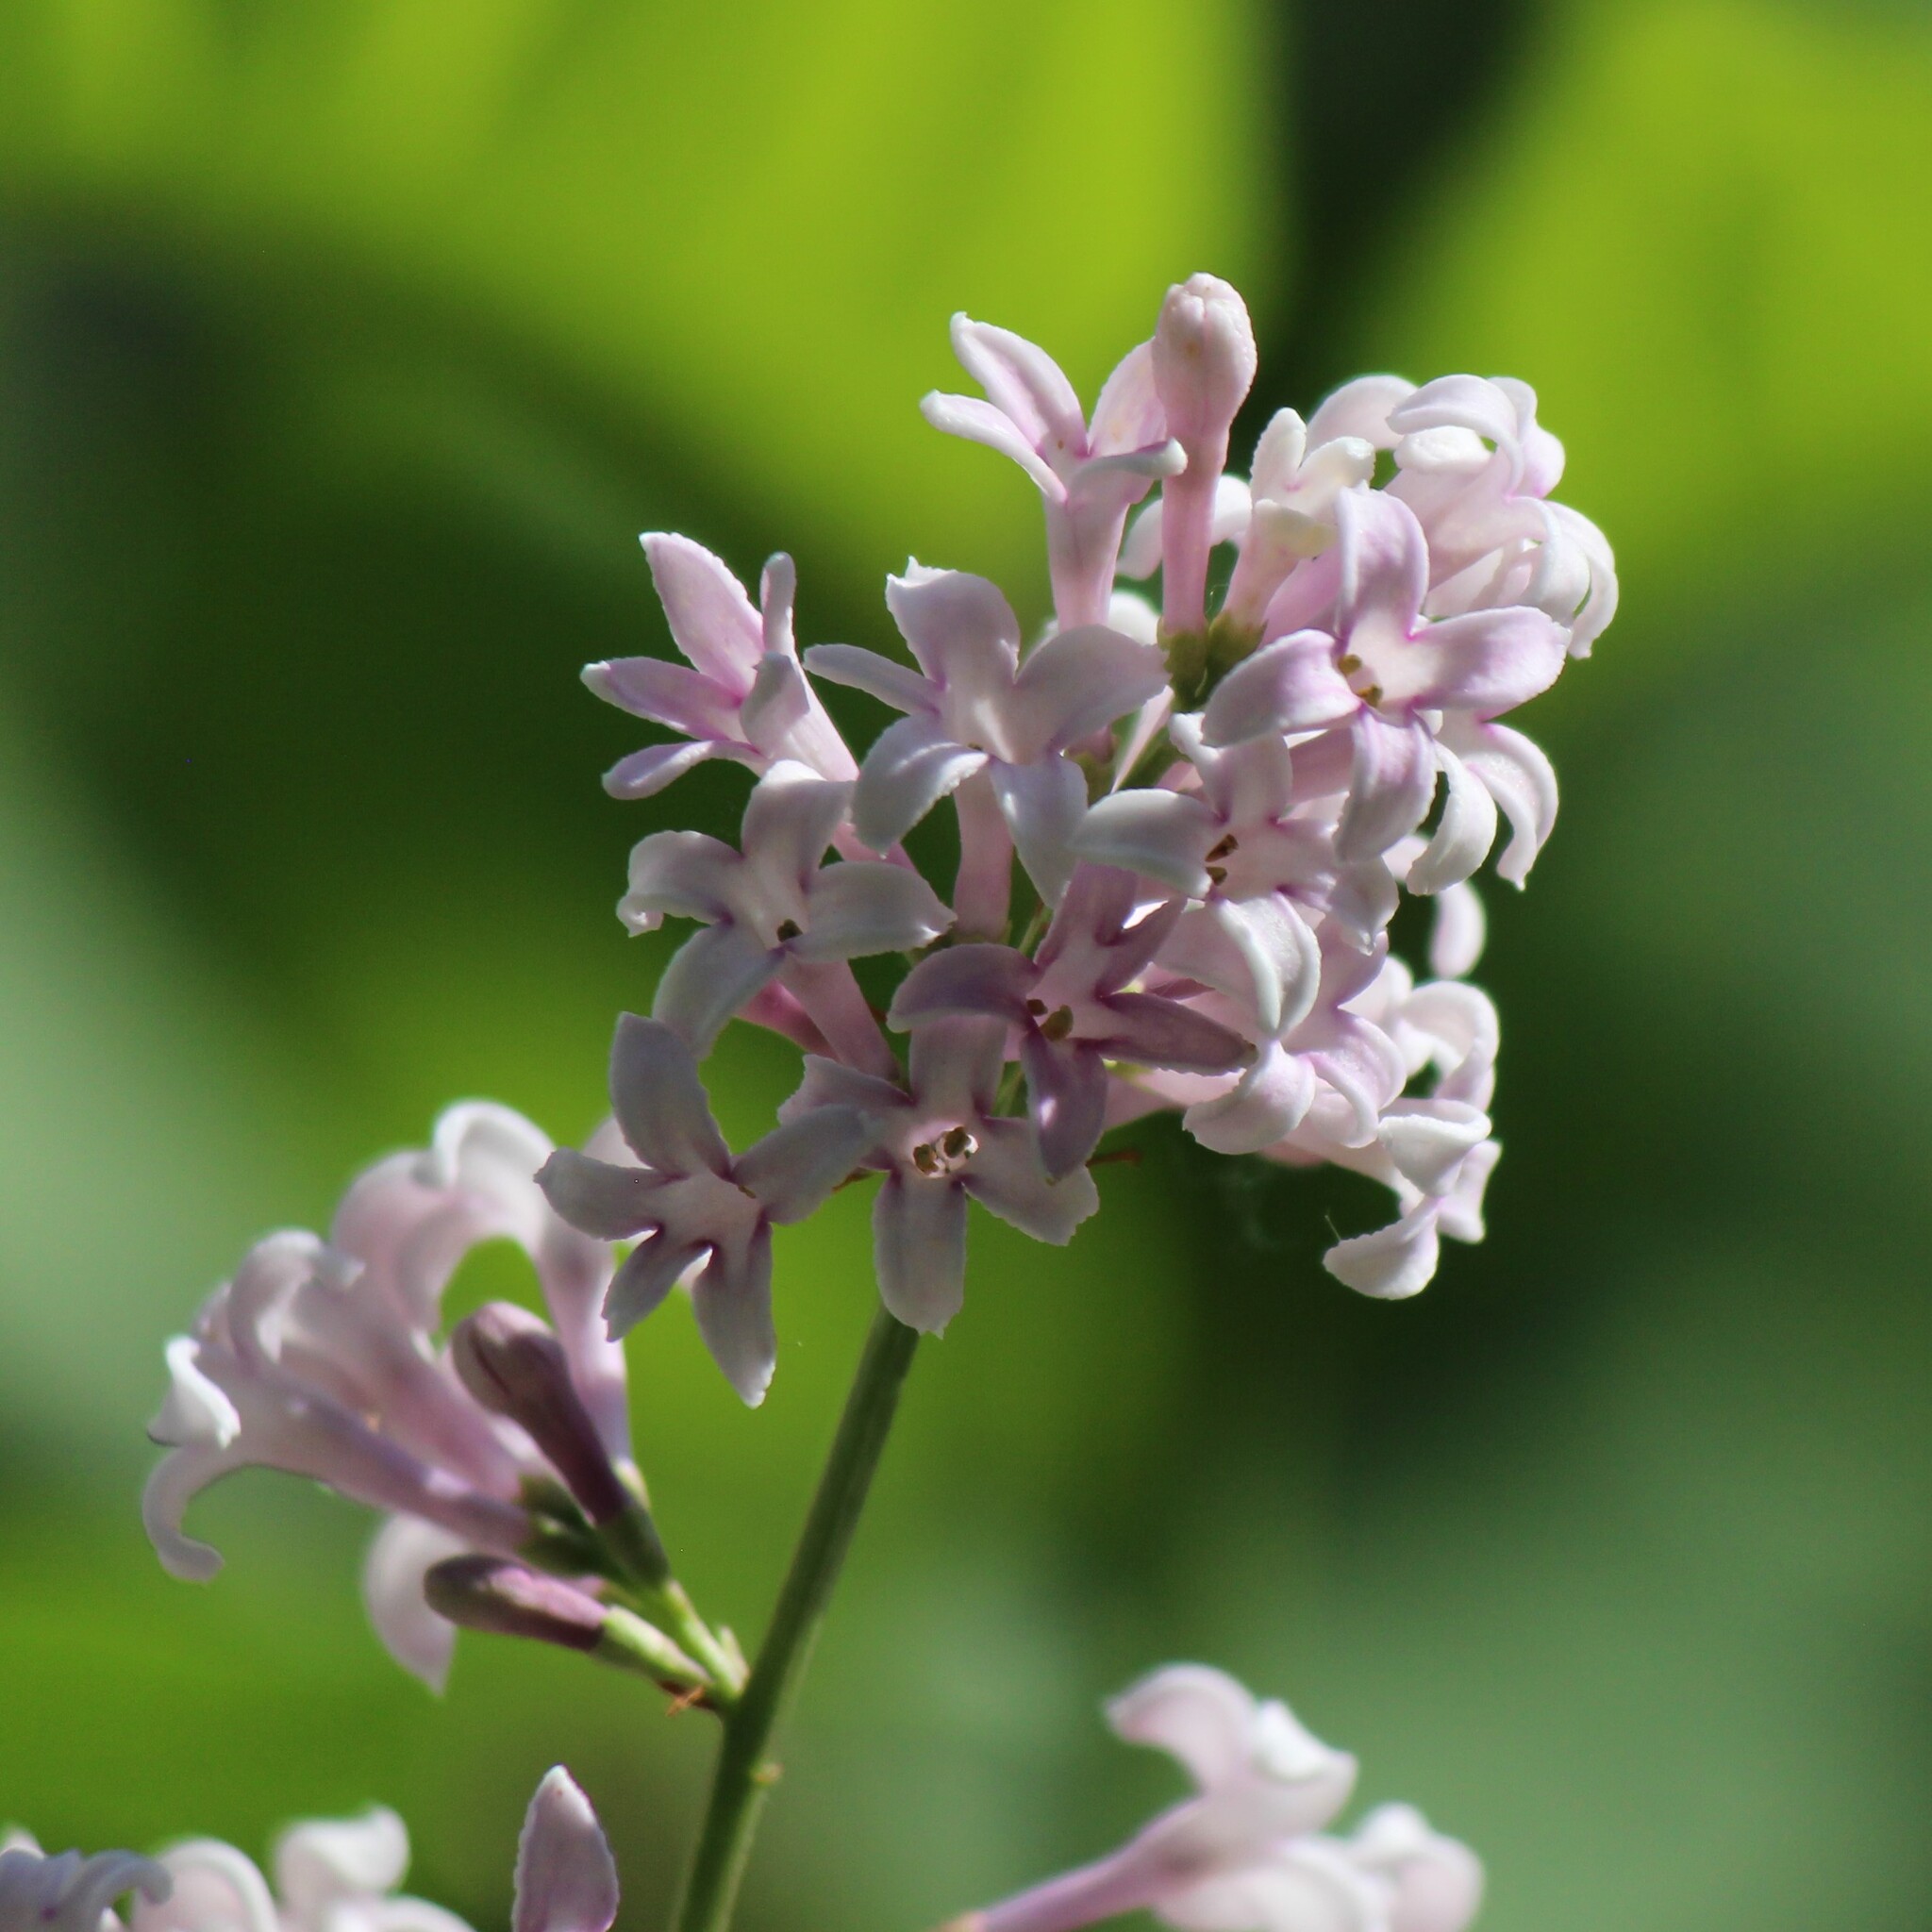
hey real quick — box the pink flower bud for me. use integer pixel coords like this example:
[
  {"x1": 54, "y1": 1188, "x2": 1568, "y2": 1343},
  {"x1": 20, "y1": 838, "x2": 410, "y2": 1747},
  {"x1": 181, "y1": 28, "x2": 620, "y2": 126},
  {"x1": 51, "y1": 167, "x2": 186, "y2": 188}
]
[
  {"x1": 452, "y1": 1303, "x2": 634, "y2": 1530},
  {"x1": 1153, "y1": 274, "x2": 1257, "y2": 450},
  {"x1": 425, "y1": 1556, "x2": 608, "y2": 1653}
]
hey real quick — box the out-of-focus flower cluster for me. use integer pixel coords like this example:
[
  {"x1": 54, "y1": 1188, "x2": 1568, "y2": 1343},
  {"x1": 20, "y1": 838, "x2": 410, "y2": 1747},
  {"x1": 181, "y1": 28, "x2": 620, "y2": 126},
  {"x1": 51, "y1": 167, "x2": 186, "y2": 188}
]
[
  {"x1": 0, "y1": 1768, "x2": 618, "y2": 1932},
  {"x1": 944, "y1": 1664, "x2": 1481, "y2": 1932}
]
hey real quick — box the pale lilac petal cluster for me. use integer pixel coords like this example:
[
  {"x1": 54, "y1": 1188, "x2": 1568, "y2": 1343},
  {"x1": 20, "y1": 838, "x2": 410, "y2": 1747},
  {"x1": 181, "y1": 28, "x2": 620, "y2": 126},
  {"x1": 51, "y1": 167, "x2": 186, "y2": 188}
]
[
  {"x1": 142, "y1": 1102, "x2": 626, "y2": 1687},
  {"x1": 3, "y1": 1771, "x2": 617, "y2": 1932},
  {"x1": 948, "y1": 1665, "x2": 1481, "y2": 1932},
  {"x1": 587, "y1": 537, "x2": 856, "y2": 800},
  {"x1": 536, "y1": 1013, "x2": 873, "y2": 1405},
  {"x1": 519, "y1": 275, "x2": 1612, "y2": 1371}
]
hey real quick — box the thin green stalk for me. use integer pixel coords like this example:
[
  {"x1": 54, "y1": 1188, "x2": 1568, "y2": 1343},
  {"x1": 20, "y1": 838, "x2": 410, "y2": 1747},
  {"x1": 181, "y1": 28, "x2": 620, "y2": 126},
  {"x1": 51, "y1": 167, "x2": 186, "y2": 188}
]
[{"x1": 668, "y1": 1304, "x2": 922, "y2": 1932}]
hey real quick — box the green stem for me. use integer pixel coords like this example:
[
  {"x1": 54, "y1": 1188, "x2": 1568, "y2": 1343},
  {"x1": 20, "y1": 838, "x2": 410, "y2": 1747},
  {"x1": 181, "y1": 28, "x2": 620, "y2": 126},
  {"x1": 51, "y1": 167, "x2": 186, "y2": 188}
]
[{"x1": 668, "y1": 1305, "x2": 922, "y2": 1932}]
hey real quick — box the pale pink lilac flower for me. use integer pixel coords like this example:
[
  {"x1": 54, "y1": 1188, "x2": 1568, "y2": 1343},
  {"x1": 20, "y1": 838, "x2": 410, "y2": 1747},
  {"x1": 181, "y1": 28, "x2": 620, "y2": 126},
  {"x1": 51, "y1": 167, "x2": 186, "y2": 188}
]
[
  {"x1": 620, "y1": 758, "x2": 952, "y2": 1064},
  {"x1": 922, "y1": 316, "x2": 1184, "y2": 628},
  {"x1": 6, "y1": 1770, "x2": 618, "y2": 1932},
  {"x1": 1118, "y1": 930, "x2": 1407, "y2": 1160},
  {"x1": 946, "y1": 1664, "x2": 1481, "y2": 1932},
  {"x1": 890, "y1": 866, "x2": 1252, "y2": 1178},
  {"x1": 536, "y1": 1014, "x2": 874, "y2": 1405},
  {"x1": 1151, "y1": 275, "x2": 1258, "y2": 634},
  {"x1": 586, "y1": 537, "x2": 855, "y2": 800},
  {"x1": 779, "y1": 1016, "x2": 1100, "y2": 1332},
  {"x1": 806, "y1": 567, "x2": 1164, "y2": 928},
  {"x1": 1202, "y1": 488, "x2": 1567, "y2": 869},
  {"x1": 143, "y1": 1104, "x2": 625, "y2": 1689}
]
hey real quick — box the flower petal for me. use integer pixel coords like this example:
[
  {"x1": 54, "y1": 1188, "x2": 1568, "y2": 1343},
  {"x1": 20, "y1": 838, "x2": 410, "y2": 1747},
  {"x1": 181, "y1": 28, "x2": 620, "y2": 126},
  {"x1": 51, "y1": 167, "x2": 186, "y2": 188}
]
[
  {"x1": 1010, "y1": 625, "x2": 1168, "y2": 757},
  {"x1": 618, "y1": 830, "x2": 741, "y2": 934},
  {"x1": 1439, "y1": 718, "x2": 1557, "y2": 886},
  {"x1": 1379, "y1": 1100, "x2": 1491, "y2": 1195},
  {"x1": 1349, "y1": 1804, "x2": 1484, "y2": 1932},
  {"x1": 919, "y1": 390, "x2": 1064, "y2": 499},
  {"x1": 1088, "y1": 339, "x2": 1167, "y2": 457},
  {"x1": 1184, "y1": 1041, "x2": 1316, "y2": 1155},
  {"x1": 991, "y1": 756, "x2": 1091, "y2": 905},
  {"x1": 1074, "y1": 789, "x2": 1219, "y2": 896},
  {"x1": 1021, "y1": 1033, "x2": 1109, "y2": 1180},
  {"x1": 1324, "y1": 1203, "x2": 1441, "y2": 1300},
  {"x1": 1337, "y1": 714, "x2": 1437, "y2": 859},
  {"x1": 738, "y1": 759, "x2": 852, "y2": 898},
  {"x1": 583, "y1": 658, "x2": 744, "y2": 735},
  {"x1": 1427, "y1": 881, "x2": 1487, "y2": 979},
  {"x1": 1407, "y1": 744, "x2": 1498, "y2": 895},
  {"x1": 641, "y1": 533, "x2": 763, "y2": 687},
  {"x1": 604, "y1": 1232, "x2": 706, "y2": 1339},
  {"x1": 1105, "y1": 1663, "x2": 1260, "y2": 1788},
  {"x1": 534, "y1": 1150, "x2": 661, "y2": 1241},
  {"x1": 802, "y1": 642, "x2": 940, "y2": 718},
  {"x1": 889, "y1": 942, "x2": 1036, "y2": 1027},
  {"x1": 949, "y1": 314, "x2": 1087, "y2": 453},
  {"x1": 1306, "y1": 373, "x2": 1415, "y2": 448},
  {"x1": 873, "y1": 1174, "x2": 969, "y2": 1333},
  {"x1": 598, "y1": 740, "x2": 724, "y2": 802},
  {"x1": 512, "y1": 1769, "x2": 619, "y2": 1932},
  {"x1": 793, "y1": 860, "x2": 954, "y2": 961},
  {"x1": 1093, "y1": 992, "x2": 1252, "y2": 1075},
  {"x1": 1200, "y1": 631, "x2": 1357, "y2": 746},
  {"x1": 607, "y1": 1013, "x2": 730, "y2": 1174},
  {"x1": 853, "y1": 714, "x2": 988, "y2": 853},
  {"x1": 1389, "y1": 606, "x2": 1566, "y2": 715},
  {"x1": 736, "y1": 1108, "x2": 874, "y2": 1224},
  {"x1": 690, "y1": 1225, "x2": 776, "y2": 1406},
  {"x1": 361, "y1": 1515, "x2": 467, "y2": 1692},
  {"x1": 274, "y1": 1808, "x2": 409, "y2": 1918},
  {"x1": 964, "y1": 1119, "x2": 1100, "y2": 1242},
  {"x1": 651, "y1": 924, "x2": 785, "y2": 1059},
  {"x1": 885, "y1": 564, "x2": 1022, "y2": 695}
]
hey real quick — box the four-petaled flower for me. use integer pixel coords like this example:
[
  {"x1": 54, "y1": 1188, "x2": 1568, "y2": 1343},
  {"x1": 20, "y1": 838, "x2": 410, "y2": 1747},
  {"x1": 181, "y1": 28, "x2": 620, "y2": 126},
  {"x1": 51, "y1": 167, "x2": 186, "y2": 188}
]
[
  {"x1": 807, "y1": 566, "x2": 1166, "y2": 924},
  {"x1": 1204, "y1": 487, "x2": 1567, "y2": 868},
  {"x1": 922, "y1": 316, "x2": 1183, "y2": 628},
  {"x1": 621, "y1": 758, "x2": 953, "y2": 1060},
  {"x1": 890, "y1": 866, "x2": 1252, "y2": 1179},
  {"x1": 537, "y1": 1015, "x2": 874, "y2": 1406},
  {"x1": 586, "y1": 536, "x2": 856, "y2": 800},
  {"x1": 780, "y1": 1016, "x2": 1100, "y2": 1333}
]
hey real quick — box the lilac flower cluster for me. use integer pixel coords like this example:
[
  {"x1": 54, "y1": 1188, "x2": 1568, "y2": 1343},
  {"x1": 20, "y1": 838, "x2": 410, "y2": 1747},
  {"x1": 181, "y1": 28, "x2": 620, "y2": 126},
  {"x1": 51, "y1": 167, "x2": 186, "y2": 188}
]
[
  {"x1": 567, "y1": 272, "x2": 1612, "y2": 1382},
  {"x1": 125, "y1": 273, "x2": 1610, "y2": 1932}
]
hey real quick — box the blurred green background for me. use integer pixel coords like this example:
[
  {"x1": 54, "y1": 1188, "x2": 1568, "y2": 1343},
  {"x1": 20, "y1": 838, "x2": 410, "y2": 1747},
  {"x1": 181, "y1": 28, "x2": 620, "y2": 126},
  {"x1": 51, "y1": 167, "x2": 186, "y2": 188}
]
[{"x1": 2, "y1": 1, "x2": 1929, "y2": 1927}]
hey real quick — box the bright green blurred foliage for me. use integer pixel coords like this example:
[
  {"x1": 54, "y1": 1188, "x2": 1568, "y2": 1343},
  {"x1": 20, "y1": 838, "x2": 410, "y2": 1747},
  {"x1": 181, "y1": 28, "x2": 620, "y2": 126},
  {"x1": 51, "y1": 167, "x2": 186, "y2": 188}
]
[{"x1": 2, "y1": 4, "x2": 1930, "y2": 1932}]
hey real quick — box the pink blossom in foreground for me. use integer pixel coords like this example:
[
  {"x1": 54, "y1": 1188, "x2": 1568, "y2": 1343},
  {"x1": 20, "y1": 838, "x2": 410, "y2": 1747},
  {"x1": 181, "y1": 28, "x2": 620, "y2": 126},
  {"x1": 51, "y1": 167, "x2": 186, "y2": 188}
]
[
  {"x1": 891, "y1": 866, "x2": 1253, "y2": 1179},
  {"x1": 586, "y1": 536, "x2": 855, "y2": 800},
  {"x1": 780, "y1": 1016, "x2": 1100, "y2": 1332},
  {"x1": 537, "y1": 1014, "x2": 873, "y2": 1405},
  {"x1": 807, "y1": 566, "x2": 1164, "y2": 924},
  {"x1": 922, "y1": 316, "x2": 1183, "y2": 627},
  {"x1": 142, "y1": 1104, "x2": 628, "y2": 1688},
  {"x1": 944, "y1": 1664, "x2": 1480, "y2": 1932},
  {"x1": 3, "y1": 1770, "x2": 618, "y2": 1932},
  {"x1": 621, "y1": 758, "x2": 952, "y2": 1063},
  {"x1": 1202, "y1": 488, "x2": 1567, "y2": 866}
]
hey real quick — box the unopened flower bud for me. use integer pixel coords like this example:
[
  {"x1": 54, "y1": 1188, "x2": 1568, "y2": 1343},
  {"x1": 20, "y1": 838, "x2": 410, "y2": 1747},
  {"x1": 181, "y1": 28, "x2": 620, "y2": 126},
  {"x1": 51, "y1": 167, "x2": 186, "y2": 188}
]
[
  {"x1": 1153, "y1": 274, "x2": 1257, "y2": 450},
  {"x1": 425, "y1": 1554, "x2": 608, "y2": 1652},
  {"x1": 452, "y1": 1303, "x2": 631, "y2": 1528},
  {"x1": 425, "y1": 1556, "x2": 713, "y2": 1696}
]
